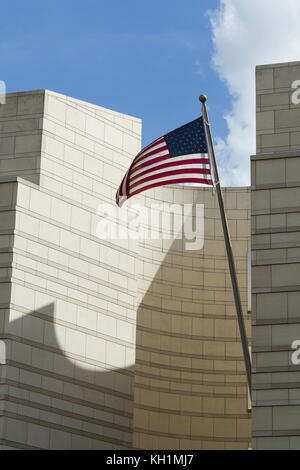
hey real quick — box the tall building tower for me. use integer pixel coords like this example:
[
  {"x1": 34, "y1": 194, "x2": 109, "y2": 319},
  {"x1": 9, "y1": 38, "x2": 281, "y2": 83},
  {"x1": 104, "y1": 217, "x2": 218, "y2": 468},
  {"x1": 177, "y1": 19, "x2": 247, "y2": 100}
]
[
  {"x1": 252, "y1": 60, "x2": 300, "y2": 449},
  {"x1": 0, "y1": 90, "x2": 251, "y2": 449},
  {"x1": 0, "y1": 90, "x2": 141, "y2": 449}
]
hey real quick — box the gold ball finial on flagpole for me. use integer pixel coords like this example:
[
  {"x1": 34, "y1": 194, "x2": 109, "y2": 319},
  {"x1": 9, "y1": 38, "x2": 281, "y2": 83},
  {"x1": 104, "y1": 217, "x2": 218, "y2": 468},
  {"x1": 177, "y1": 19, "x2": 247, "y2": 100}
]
[{"x1": 199, "y1": 94, "x2": 207, "y2": 104}]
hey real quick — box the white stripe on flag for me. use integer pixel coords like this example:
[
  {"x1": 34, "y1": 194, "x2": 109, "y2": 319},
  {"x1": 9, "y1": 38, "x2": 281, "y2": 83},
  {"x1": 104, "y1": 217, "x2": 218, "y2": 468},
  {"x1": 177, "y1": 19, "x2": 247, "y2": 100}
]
[
  {"x1": 131, "y1": 153, "x2": 209, "y2": 178},
  {"x1": 130, "y1": 162, "x2": 211, "y2": 187},
  {"x1": 131, "y1": 149, "x2": 170, "y2": 172},
  {"x1": 130, "y1": 172, "x2": 212, "y2": 193},
  {"x1": 134, "y1": 140, "x2": 167, "y2": 164},
  {"x1": 121, "y1": 170, "x2": 129, "y2": 196}
]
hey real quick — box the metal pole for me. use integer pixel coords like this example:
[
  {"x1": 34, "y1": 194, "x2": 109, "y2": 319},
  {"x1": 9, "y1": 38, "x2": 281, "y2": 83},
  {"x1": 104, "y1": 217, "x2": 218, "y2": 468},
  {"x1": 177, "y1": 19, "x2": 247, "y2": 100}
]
[{"x1": 199, "y1": 94, "x2": 252, "y2": 397}]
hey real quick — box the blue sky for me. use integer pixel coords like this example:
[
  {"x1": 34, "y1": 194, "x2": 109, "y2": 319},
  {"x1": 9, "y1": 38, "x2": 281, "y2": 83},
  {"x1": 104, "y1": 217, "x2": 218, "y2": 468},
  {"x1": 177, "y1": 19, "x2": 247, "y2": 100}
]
[
  {"x1": 1, "y1": 0, "x2": 230, "y2": 147},
  {"x1": 2, "y1": 1, "x2": 300, "y2": 185}
]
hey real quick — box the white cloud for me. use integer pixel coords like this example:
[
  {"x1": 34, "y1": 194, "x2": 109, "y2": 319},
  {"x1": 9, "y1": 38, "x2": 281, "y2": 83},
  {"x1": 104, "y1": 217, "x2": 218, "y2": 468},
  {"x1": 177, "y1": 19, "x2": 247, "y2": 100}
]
[{"x1": 208, "y1": 0, "x2": 300, "y2": 186}]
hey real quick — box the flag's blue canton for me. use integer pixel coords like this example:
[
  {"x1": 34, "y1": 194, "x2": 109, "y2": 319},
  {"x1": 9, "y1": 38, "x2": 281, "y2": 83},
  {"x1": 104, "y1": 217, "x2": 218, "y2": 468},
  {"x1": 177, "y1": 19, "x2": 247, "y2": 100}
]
[{"x1": 164, "y1": 117, "x2": 208, "y2": 158}]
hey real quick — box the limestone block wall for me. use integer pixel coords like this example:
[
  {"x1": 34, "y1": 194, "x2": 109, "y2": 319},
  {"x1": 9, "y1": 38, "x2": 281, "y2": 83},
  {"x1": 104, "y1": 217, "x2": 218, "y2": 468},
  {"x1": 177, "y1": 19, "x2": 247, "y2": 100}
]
[
  {"x1": 0, "y1": 91, "x2": 141, "y2": 449},
  {"x1": 256, "y1": 61, "x2": 300, "y2": 155},
  {"x1": 133, "y1": 185, "x2": 251, "y2": 450},
  {"x1": 41, "y1": 90, "x2": 141, "y2": 209},
  {"x1": 252, "y1": 61, "x2": 300, "y2": 450},
  {"x1": 0, "y1": 89, "x2": 252, "y2": 449},
  {"x1": 0, "y1": 91, "x2": 44, "y2": 185}
]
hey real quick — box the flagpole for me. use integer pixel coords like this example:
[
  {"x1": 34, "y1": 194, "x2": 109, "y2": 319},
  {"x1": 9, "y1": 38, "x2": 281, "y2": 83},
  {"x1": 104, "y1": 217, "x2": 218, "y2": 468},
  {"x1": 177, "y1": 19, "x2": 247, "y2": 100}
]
[{"x1": 199, "y1": 94, "x2": 252, "y2": 397}]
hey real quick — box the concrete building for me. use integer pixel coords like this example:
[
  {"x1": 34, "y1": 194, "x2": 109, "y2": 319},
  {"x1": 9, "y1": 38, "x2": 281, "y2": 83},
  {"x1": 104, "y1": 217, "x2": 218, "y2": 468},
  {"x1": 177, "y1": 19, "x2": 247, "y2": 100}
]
[
  {"x1": 0, "y1": 89, "x2": 251, "y2": 449},
  {"x1": 0, "y1": 90, "x2": 141, "y2": 449},
  {"x1": 133, "y1": 184, "x2": 251, "y2": 450},
  {"x1": 252, "y1": 60, "x2": 300, "y2": 450},
  {"x1": 0, "y1": 58, "x2": 292, "y2": 451},
  {"x1": 3, "y1": 58, "x2": 299, "y2": 450}
]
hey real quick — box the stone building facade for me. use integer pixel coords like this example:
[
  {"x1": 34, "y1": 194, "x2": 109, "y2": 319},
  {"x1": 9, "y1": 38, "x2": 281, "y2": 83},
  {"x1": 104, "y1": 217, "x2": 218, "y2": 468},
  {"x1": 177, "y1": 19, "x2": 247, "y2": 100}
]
[
  {"x1": 252, "y1": 60, "x2": 300, "y2": 450},
  {"x1": 0, "y1": 90, "x2": 140, "y2": 449},
  {"x1": 0, "y1": 89, "x2": 252, "y2": 449}
]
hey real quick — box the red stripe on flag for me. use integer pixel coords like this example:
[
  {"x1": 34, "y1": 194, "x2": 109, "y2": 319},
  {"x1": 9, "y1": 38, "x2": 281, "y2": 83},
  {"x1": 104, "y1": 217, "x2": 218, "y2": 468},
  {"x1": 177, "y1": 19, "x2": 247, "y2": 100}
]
[
  {"x1": 133, "y1": 144, "x2": 168, "y2": 166},
  {"x1": 130, "y1": 158, "x2": 211, "y2": 182},
  {"x1": 134, "y1": 137, "x2": 165, "y2": 160},
  {"x1": 130, "y1": 154, "x2": 171, "y2": 175},
  {"x1": 130, "y1": 168, "x2": 212, "y2": 190}
]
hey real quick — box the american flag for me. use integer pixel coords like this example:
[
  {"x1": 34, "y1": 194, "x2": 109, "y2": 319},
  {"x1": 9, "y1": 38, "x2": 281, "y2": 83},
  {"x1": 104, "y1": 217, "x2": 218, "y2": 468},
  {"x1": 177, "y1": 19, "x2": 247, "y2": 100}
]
[{"x1": 116, "y1": 116, "x2": 212, "y2": 207}]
